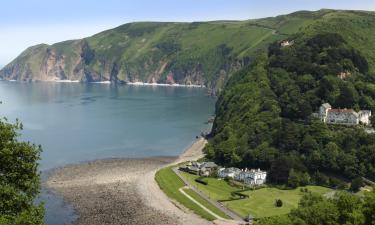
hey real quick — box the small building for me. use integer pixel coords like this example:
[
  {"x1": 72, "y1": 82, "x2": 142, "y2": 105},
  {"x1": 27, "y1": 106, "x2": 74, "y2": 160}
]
[
  {"x1": 280, "y1": 40, "x2": 294, "y2": 47},
  {"x1": 179, "y1": 161, "x2": 218, "y2": 176},
  {"x1": 199, "y1": 162, "x2": 218, "y2": 177},
  {"x1": 337, "y1": 71, "x2": 351, "y2": 80}
]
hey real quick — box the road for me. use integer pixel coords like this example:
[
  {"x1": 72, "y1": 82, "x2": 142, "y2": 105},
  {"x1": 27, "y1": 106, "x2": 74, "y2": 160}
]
[{"x1": 172, "y1": 167, "x2": 246, "y2": 223}]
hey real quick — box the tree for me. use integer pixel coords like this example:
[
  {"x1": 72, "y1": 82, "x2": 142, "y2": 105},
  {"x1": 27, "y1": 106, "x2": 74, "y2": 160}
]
[
  {"x1": 288, "y1": 169, "x2": 300, "y2": 188},
  {"x1": 349, "y1": 177, "x2": 363, "y2": 193},
  {"x1": 275, "y1": 199, "x2": 283, "y2": 207},
  {"x1": 0, "y1": 119, "x2": 44, "y2": 224}
]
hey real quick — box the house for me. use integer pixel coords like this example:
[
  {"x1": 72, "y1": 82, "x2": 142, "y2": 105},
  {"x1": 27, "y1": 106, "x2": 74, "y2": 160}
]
[
  {"x1": 319, "y1": 103, "x2": 371, "y2": 126},
  {"x1": 337, "y1": 71, "x2": 351, "y2": 80},
  {"x1": 199, "y1": 162, "x2": 218, "y2": 176},
  {"x1": 236, "y1": 168, "x2": 267, "y2": 185},
  {"x1": 280, "y1": 40, "x2": 294, "y2": 47},
  {"x1": 217, "y1": 167, "x2": 241, "y2": 179},
  {"x1": 179, "y1": 161, "x2": 218, "y2": 176}
]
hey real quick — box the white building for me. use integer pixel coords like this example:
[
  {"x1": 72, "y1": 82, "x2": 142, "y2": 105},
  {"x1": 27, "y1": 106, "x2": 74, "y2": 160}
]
[
  {"x1": 319, "y1": 103, "x2": 371, "y2": 126},
  {"x1": 280, "y1": 40, "x2": 294, "y2": 47},
  {"x1": 218, "y1": 167, "x2": 267, "y2": 185},
  {"x1": 217, "y1": 167, "x2": 241, "y2": 179},
  {"x1": 236, "y1": 168, "x2": 267, "y2": 185}
]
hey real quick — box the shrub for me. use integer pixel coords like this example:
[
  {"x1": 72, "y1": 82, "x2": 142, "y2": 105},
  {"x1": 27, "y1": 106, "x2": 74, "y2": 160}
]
[
  {"x1": 195, "y1": 177, "x2": 208, "y2": 185},
  {"x1": 275, "y1": 199, "x2": 283, "y2": 207},
  {"x1": 350, "y1": 177, "x2": 363, "y2": 192}
]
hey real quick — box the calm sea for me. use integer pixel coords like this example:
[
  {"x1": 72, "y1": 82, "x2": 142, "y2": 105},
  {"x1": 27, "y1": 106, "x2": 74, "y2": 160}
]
[{"x1": 0, "y1": 81, "x2": 215, "y2": 224}]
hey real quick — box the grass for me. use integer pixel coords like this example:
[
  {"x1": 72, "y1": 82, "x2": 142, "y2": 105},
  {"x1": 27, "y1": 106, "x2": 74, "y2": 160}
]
[
  {"x1": 180, "y1": 172, "x2": 240, "y2": 201},
  {"x1": 183, "y1": 188, "x2": 231, "y2": 219},
  {"x1": 180, "y1": 171, "x2": 333, "y2": 218},
  {"x1": 225, "y1": 186, "x2": 332, "y2": 218},
  {"x1": 155, "y1": 166, "x2": 230, "y2": 221}
]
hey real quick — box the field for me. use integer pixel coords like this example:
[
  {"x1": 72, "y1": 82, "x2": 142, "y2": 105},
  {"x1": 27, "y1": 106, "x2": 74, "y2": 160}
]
[
  {"x1": 155, "y1": 166, "x2": 230, "y2": 220},
  {"x1": 225, "y1": 186, "x2": 332, "y2": 218},
  {"x1": 180, "y1": 171, "x2": 333, "y2": 218}
]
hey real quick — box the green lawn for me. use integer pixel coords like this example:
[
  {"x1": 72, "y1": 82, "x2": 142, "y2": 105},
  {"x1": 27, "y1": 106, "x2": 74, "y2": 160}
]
[
  {"x1": 180, "y1": 172, "x2": 333, "y2": 218},
  {"x1": 155, "y1": 166, "x2": 230, "y2": 221},
  {"x1": 180, "y1": 172, "x2": 241, "y2": 201},
  {"x1": 224, "y1": 186, "x2": 332, "y2": 218},
  {"x1": 184, "y1": 188, "x2": 231, "y2": 219}
]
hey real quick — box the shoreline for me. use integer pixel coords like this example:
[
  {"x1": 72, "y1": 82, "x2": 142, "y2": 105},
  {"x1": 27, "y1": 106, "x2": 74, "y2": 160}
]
[
  {"x1": 1, "y1": 79, "x2": 206, "y2": 88},
  {"x1": 45, "y1": 138, "x2": 213, "y2": 225}
]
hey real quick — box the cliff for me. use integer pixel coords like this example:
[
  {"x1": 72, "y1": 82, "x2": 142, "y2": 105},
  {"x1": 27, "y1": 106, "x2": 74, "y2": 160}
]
[{"x1": 0, "y1": 10, "x2": 333, "y2": 89}]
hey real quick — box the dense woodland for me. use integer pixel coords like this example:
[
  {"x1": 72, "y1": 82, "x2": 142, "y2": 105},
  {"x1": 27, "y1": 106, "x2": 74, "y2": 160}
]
[{"x1": 205, "y1": 33, "x2": 375, "y2": 188}]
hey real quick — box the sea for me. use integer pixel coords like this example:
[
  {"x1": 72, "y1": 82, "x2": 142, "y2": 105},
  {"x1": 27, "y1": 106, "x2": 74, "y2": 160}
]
[{"x1": 0, "y1": 81, "x2": 216, "y2": 224}]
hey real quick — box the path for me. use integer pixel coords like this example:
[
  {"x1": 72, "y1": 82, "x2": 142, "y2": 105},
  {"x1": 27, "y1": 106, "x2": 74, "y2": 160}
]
[
  {"x1": 179, "y1": 187, "x2": 226, "y2": 220},
  {"x1": 173, "y1": 167, "x2": 245, "y2": 223}
]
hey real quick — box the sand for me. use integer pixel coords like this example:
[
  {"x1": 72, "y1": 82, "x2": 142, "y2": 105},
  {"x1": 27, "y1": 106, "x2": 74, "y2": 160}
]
[{"x1": 46, "y1": 138, "x2": 214, "y2": 225}]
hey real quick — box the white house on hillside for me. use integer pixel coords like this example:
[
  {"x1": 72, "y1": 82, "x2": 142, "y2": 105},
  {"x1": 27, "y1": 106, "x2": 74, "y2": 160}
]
[
  {"x1": 235, "y1": 168, "x2": 267, "y2": 185},
  {"x1": 319, "y1": 103, "x2": 371, "y2": 126},
  {"x1": 218, "y1": 167, "x2": 267, "y2": 185}
]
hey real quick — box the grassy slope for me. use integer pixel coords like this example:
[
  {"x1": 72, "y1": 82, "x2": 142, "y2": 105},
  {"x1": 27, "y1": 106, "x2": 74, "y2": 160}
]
[
  {"x1": 2, "y1": 10, "x2": 333, "y2": 86},
  {"x1": 180, "y1": 172, "x2": 239, "y2": 200},
  {"x1": 180, "y1": 172, "x2": 332, "y2": 218},
  {"x1": 225, "y1": 186, "x2": 332, "y2": 218},
  {"x1": 155, "y1": 166, "x2": 227, "y2": 221}
]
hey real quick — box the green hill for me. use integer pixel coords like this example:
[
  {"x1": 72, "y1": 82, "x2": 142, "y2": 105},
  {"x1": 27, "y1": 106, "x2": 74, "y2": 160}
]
[
  {"x1": 0, "y1": 10, "x2": 337, "y2": 89},
  {"x1": 205, "y1": 30, "x2": 375, "y2": 186}
]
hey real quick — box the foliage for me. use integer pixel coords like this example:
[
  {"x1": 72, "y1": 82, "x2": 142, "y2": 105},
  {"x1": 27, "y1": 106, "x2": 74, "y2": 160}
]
[
  {"x1": 206, "y1": 32, "x2": 375, "y2": 186},
  {"x1": 0, "y1": 119, "x2": 44, "y2": 225},
  {"x1": 350, "y1": 177, "x2": 364, "y2": 193},
  {"x1": 255, "y1": 189, "x2": 375, "y2": 225},
  {"x1": 275, "y1": 199, "x2": 283, "y2": 207}
]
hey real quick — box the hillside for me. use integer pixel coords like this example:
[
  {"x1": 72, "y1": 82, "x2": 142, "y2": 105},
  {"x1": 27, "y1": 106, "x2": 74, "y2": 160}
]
[
  {"x1": 0, "y1": 10, "x2": 332, "y2": 89},
  {"x1": 204, "y1": 32, "x2": 375, "y2": 187}
]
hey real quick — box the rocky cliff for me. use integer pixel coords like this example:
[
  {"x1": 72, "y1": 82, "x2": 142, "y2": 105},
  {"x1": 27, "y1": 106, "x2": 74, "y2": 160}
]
[{"x1": 0, "y1": 10, "x2": 335, "y2": 89}]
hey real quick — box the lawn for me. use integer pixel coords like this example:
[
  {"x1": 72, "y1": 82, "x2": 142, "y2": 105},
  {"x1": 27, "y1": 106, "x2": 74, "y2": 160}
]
[
  {"x1": 155, "y1": 166, "x2": 230, "y2": 221},
  {"x1": 224, "y1": 186, "x2": 333, "y2": 218},
  {"x1": 184, "y1": 188, "x2": 231, "y2": 219},
  {"x1": 180, "y1": 172, "x2": 241, "y2": 201},
  {"x1": 180, "y1": 172, "x2": 333, "y2": 218}
]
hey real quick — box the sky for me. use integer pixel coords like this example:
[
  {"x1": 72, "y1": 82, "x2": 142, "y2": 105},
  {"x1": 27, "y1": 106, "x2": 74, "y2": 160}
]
[{"x1": 0, "y1": 0, "x2": 375, "y2": 66}]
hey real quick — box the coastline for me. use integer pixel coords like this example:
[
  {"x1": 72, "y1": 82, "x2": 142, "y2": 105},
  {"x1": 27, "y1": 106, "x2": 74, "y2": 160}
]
[
  {"x1": 1, "y1": 79, "x2": 205, "y2": 87},
  {"x1": 45, "y1": 138, "x2": 213, "y2": 225}
]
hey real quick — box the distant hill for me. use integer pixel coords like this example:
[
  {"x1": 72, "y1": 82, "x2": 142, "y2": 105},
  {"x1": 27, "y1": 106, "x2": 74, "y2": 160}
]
[{"x1": 0, "y1": 10, "x2": 334, "y2": 89}]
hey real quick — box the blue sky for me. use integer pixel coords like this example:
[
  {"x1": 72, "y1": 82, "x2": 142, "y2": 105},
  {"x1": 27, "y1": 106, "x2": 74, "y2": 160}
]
[{"x1": 0, "y1": 0, "x2": 375, "y2": 66}]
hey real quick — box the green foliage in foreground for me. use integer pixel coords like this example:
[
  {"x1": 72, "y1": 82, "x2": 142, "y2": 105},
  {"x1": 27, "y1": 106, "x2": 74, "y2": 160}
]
[
  {"x1": 255, "y1": 189, "x2": 375, "y2": 225},
  {"x1": 155, "y1": 166, "x2": 228, "y2": 221},
  {"x1": 0, "y1": 119, "x2": 44, "y2": 225},
  {"x1": 205, "y1": 33, "x2": 375, "y2": 186}
]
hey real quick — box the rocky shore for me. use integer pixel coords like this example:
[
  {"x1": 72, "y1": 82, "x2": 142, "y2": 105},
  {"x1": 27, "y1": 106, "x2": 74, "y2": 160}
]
[{"x1": 46, "y1": 138, "x2": 213, "y2": 225}]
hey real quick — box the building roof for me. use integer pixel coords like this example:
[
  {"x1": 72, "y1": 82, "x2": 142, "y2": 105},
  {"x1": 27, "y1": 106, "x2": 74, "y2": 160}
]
[
  {"x1": 201, "y1": 162, "x2": 217, "y2": 168},
  {"x1": 328, "y1": 108, "x2": 354, "y2": 113}
]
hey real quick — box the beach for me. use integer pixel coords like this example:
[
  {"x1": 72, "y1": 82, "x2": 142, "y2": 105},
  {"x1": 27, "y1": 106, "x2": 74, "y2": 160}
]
[{"x1": 46, "y1": 138, "x2": 213, "y2": 225}]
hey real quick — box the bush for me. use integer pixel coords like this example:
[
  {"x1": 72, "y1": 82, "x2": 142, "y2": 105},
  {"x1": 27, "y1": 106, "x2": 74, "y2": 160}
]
[
  {"x1": 350, "y1": 177, "x2": 363, "y2": 192},
  {"x1": 275, "y1": 199, "x2": 283, "y2": 207},
  {"x1": 195, "y1": 177, "x2": 208, "y2": 185}
]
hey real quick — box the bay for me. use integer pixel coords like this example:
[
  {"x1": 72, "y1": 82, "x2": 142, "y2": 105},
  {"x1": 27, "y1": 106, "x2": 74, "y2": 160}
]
[{"x1": 0, "y1": 81, "x2": 215, "y2": 224}]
